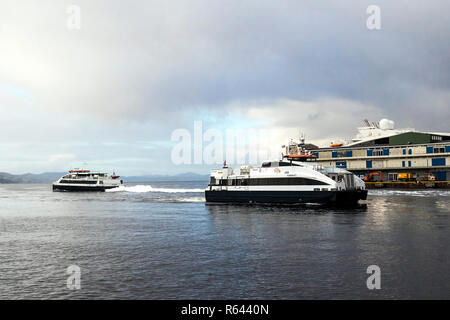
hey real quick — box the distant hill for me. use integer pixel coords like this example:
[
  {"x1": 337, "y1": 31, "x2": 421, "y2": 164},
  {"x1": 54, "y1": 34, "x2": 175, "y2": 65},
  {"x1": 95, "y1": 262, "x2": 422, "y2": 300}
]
[
  {"x1": 0, "y1": 172, "x2": 65, "y2": 184},
  {"x1": 124, "y1": 172, "x2": 209, "y2": 182},
  {"x1": 0, "y1": 171, "x2": 209, "y2": 183}
]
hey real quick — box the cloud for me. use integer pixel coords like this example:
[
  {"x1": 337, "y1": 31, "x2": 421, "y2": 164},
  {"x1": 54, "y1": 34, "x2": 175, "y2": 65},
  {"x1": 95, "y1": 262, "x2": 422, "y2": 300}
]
[
  {"x1": 0, "y1": 0, "x2": 449, "y2": 174},
  {"x1": 48, "y1": 153, "x2": 76, "y2": 163},
  {"x1": 227, "y1": 97, "x2": 384, "y2": 146}
]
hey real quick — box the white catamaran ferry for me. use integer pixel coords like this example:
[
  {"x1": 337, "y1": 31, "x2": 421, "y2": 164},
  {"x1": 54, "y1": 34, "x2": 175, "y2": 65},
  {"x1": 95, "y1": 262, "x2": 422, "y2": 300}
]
[
  {"x1": 52, "y1": 169, "x2": 123, "y2": 192},
  {"x1": 205, "y1": 140, "x2": 368, "y2": 205}
]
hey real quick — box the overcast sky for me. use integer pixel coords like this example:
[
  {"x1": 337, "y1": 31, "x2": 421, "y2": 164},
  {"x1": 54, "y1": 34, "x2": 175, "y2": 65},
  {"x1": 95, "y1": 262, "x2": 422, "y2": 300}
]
[{"x1": 0, "y1": 0, "x2": 449, "y2": 175}]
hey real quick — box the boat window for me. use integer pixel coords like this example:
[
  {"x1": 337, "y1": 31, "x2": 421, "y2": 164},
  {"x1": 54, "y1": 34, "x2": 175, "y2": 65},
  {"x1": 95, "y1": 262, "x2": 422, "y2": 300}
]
[
  {"x1": 261, "y1": 162, "x2": 271, "y2": 168},
  {"x1": 209, "y1": 177, "x2": 217, "y2": 185},
  {"x1": 246, "y1": 178, "x2": 328, "y2": 186},
  {"x1": 59, "y1": 180, "x2": 97, "y2": 184},
  {"x1": 278, "y1": 162, "x2": 292, "y2": 167}
]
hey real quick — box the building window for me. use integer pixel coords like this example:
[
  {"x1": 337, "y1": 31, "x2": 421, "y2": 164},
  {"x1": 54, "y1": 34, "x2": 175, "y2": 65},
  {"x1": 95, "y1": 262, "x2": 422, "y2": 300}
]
[
  {"x1": 431, "y1": 135, "x2": 442, "y2": 141},
  {"x1": 433, "y1": 172, "x2": 447, "y2": 181},
  {"x1": 408, "y1": 149, "x2": 412, "y2": 155},
  {"x1": 426, "y1": 146, "x2": 434, "y2": 154},
  {"x1": 402, "y1": 161, "x2": 406, "y2": 168},
  {"x1": 432, "y1": 158, "x2": 446, "y2": 166},
  {"x1": 333, "y1": 151, "x2": 351, "y2": 158},
  {"x1": 367, "y1": 150, "x2": 373, "y2": 157},
  {"x1": 372, "y1": 149, "x2": 384, "y2": 156},
  {"x1": 408, "y1": 161, "x2": 412, "y2": 167},
  {"x1": 434, "y1": 147, "x2": 445, "y2": 153},
  {"x1": 403, "y1": 149, "x2": 406, "y2": 155},
  {"x1": 366, "y1": 160, "x2": 372, "y2": 169},
  {"x1": 336, "y1": 161, "x2": 347, "y2": 169}
]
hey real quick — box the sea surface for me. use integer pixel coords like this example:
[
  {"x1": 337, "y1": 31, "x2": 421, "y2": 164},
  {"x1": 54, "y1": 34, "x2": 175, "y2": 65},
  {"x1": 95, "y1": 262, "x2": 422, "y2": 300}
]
[{"x1": 0, "y1": 182, "x2": 449, "y2": 299}]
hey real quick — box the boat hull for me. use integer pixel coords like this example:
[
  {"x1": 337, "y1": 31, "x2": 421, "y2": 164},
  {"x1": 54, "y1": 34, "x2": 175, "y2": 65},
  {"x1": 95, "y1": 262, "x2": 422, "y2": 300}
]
[
  {"x1": 205, "y1": 189, "x2": 367, "y2": 205},
  {"x1": 52, "y1": 184, "x2": 118, "y2": 192}
]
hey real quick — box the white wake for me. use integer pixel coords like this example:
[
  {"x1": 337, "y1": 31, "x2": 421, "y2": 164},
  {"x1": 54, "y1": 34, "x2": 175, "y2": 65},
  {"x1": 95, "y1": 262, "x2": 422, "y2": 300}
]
[{"x1": 106, "y1": 185, "x2": 204, "y2": 193}]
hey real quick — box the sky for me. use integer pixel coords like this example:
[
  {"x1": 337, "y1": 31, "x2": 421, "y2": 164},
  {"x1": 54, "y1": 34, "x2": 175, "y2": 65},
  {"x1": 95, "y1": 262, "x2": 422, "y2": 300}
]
[{"x1": 0, "y1": 0, "x2": 449, "y2": 175}]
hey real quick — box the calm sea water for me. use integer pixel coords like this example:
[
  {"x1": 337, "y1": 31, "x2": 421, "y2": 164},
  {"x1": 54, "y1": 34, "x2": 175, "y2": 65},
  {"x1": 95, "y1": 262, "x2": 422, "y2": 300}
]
[{"x1": 0, "y1": 182, "x2": 449, "y2": 299}]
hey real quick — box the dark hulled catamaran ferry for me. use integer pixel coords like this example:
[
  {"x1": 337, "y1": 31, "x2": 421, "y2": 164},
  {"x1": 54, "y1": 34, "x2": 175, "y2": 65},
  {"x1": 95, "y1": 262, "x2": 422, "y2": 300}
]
[
  {"x1": 205, "y1": 141, "x2": 367, "y2": 205},
  {"x1": 52, "y1": 169, "x2": 123, "y2": 192}
]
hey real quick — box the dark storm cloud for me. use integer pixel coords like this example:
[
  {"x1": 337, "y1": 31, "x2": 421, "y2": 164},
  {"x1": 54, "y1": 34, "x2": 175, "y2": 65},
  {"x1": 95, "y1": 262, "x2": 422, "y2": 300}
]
[
  {"x1": 0, "y1": 0, "x2": 449, "y2": 173},
  {"x1": 2, "y1": 1, "x2": 449, "y2": 124}
]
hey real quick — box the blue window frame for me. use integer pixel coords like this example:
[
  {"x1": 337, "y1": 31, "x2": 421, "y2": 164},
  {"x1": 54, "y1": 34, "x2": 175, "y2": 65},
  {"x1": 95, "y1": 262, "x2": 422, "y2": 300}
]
[
  {"x1": 312, "y1": 152, "x2": 319, "y2": 158},
  {"x1": 336, "y1": 161, "x2": 347, "y2": 169},
  {"x1": 366, "y1": 160, "x2": 372, "y2": 169},
  {"x1": 403, "y1": 149, "x2": 406, "y2": 155},
  {"x1": 426, "y1": 146, "x2": 434, "y2": 154},
  {"x1": 432, "y1": 158, "x2": 446, "y2": 166},
  {"x1": 408, "y1": 149, "x2": 412, "y2": 155},
  {"x1": 408, "y1": 161, "x2": 412, "y2": 167},
  {"x1": 346, "y1": 151, "x2": 353, "y2": 157},
  {"x1": 332, "y1": 151, "x2": 338, "y2": 158},
  {"x1": 433, "y1": 172, "x2": 447, "y2": 181},
  {"x1": 367, "y1": 150, "x2": 373, "y2": 157},
  {"x1": 402, "y1": 161, "x2": 406, "y2": 168},
  {"x1": 383, "y1": 149, "x2": 390, "y2": 156},
  {"x1": 446, "y1": 146, "x2": 450, "y2": 153}
]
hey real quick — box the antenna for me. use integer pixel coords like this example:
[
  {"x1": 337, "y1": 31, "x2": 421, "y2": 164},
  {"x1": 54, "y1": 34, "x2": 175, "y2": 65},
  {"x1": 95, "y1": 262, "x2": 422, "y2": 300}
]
[{"x1": 299, "y1": 130, "x2": 305, "y2": 145}]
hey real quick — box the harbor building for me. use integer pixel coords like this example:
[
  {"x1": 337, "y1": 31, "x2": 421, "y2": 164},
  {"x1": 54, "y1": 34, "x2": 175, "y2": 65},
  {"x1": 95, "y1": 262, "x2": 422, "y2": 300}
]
[{"x1": 289, "y1": 119, "x2": 450, "y2": 185}]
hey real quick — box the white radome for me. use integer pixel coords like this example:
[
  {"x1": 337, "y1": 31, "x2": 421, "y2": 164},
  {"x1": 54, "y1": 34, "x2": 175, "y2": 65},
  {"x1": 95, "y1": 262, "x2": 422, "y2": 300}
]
[{"x1": 379, "y1": 118, "x2": 395, "y2": 130}]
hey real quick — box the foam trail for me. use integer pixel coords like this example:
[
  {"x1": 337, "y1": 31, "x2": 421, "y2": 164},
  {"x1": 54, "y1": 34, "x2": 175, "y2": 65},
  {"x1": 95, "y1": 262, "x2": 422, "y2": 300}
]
[
  {"x1": 106, "y1": 185, "x2": 204, "y2": 193},
  {"x1": 176, "y1": 197, "x2": 206, "y2": 202}
]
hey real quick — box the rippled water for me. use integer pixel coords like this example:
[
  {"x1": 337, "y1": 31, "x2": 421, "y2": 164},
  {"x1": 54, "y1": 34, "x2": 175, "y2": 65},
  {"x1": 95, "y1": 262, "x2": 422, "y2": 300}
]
[{"x1": 0, "y1": 182, "x2": 449, "y2": 299}]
